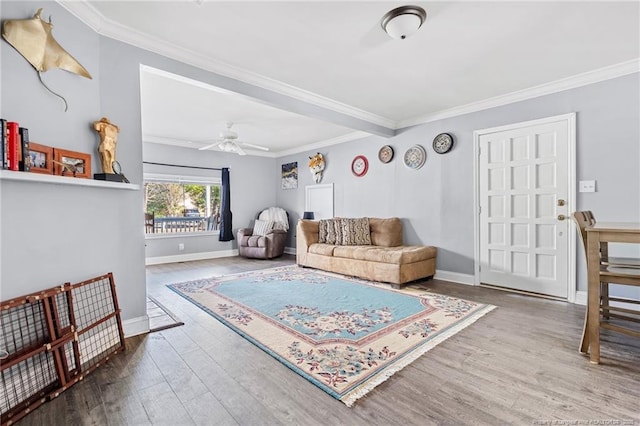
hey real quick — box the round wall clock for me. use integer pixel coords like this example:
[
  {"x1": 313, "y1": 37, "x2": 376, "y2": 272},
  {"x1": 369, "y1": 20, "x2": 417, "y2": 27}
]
[
  {"x1": 351, "y1": 155, "x2": 369, "y2": 177},
  {"x1": 433, "y1": 132, "x2": 454, "y2": 154},
  {"x1": 403, "y1": 145, "x2": 426, "y2": 169},
  {"x1": 378, "y1": 145, "x2": 394, "y2": 163}
]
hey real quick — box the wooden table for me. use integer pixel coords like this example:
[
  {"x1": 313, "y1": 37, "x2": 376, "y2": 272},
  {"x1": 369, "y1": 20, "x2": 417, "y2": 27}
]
[{"x1": 585, "y1": 222, "x2": 640, "y2": 363}]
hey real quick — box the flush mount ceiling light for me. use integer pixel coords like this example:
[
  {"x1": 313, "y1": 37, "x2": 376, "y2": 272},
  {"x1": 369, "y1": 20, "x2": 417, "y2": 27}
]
[{"x1": 381, "y1": 5, "x2": 427, "y2": 40}]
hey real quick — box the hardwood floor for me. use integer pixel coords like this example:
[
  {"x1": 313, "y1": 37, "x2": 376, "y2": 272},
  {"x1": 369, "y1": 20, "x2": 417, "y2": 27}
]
[{"x1": 17, "y1": 256, "x2": 640, "y2": 425}]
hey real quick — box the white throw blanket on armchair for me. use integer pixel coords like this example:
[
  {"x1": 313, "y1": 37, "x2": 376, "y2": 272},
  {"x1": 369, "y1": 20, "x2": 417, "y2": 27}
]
[{"x1": 258, "y1": 207, "x2": 289, "y2": 231}]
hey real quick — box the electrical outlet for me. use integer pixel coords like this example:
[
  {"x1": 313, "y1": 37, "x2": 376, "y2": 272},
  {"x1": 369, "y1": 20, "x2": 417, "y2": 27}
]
[
  {"x1": 178, "y1": 243, "x2": 185, "y2": 251},
  {"x1": 579, "y1": 180, "x2": 596, "y2": 193}
]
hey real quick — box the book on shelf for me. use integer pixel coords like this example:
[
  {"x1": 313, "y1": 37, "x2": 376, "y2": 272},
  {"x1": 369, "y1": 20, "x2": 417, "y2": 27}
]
[
  {"x1": 6, "y1": 122, "x2": 19, "y2": 171},
  {"x1": 18, "y1": 127, "x2": 30, "y2": 172},
  {"x1": 0, "y1": 119, "x2": 7, "y2": 169}
]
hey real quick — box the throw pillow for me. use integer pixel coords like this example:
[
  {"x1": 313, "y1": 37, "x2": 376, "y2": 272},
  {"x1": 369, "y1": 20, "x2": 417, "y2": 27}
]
[
  {"x1": 332, "y1": 218, "x2": 344, "y2": 245},
  {"x1": 253, "y1": 219, "x2": 274, "y2": 236},
  {"x1": 351, "y1": 217, "x2": 372, "y2": 245},
  {"x1": 339, "y1": 218, "x2": 372, "y2": 245},
  {"x1": 318, "y1": 219, "x2": 329, "y2": 243}
]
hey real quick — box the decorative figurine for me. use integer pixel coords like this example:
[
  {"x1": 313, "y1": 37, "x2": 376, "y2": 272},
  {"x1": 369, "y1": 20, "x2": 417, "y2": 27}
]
[{"x1": 93, "y1": 117, "x2": 119, "y2": 174}]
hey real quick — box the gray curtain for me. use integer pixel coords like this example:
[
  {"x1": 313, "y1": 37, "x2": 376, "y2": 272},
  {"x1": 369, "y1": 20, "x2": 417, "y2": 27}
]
[{"x1": 219, "y1": 167, "x2": 234, "y2": 241}]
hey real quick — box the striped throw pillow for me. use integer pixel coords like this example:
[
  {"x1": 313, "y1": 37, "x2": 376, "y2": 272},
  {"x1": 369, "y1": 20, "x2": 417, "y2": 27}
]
[{"x1": 253, "y1": 219, "x2": 274, "y2": 236}]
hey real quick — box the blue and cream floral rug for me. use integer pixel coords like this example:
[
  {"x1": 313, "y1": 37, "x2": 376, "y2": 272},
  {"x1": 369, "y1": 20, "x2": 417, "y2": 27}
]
[{"x1": 168, "y1": 265, "x2": 495, "y2": 406}]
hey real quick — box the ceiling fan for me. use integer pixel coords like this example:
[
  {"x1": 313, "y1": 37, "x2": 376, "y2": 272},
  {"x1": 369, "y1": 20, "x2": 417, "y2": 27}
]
[{"x1": 197, "y1": 122, "x2": 269, "y2": 156}]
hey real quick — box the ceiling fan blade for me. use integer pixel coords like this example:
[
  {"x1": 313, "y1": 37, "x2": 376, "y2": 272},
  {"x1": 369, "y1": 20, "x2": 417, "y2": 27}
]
[
  {"x1": 239, "y1": 142, "x2": 269, "y2": 151},
  {"x1": 198, "y1": 142, "x2": 220, "y2": 151}
]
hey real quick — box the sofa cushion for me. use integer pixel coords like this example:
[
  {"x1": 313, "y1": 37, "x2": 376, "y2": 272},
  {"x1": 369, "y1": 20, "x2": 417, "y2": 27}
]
[
  {"x1": 369, "y1": 218, "x2": 403, "y2": 247},
  {"x1": 308, "y1": 243, "x2": 337, "y2": 256},
  {"x1": 333, "y1": 245, "x2": 436, "y2": 265},
  {"x1": 247, "y1": 235, "x2": 266, "y2": 247}
]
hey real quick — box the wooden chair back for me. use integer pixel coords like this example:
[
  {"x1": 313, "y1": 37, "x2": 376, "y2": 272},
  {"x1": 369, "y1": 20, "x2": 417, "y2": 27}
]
[
  {"x1": 145, "y1": 212, "x2": 155, "y2": 233},
  {"x1": 572, "y1": 210, "x2": 595, "y2": 259}
]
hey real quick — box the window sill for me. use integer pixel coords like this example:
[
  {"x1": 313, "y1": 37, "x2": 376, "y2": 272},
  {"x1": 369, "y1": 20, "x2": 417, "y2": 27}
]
[{"x1": 145, "y1": 231, "x2": 220, "y2": 240}]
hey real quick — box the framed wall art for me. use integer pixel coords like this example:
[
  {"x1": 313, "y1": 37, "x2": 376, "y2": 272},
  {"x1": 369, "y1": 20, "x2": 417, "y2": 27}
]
[
  {"x1": 53, "y1": 148, "x2": 91, "y2": 178},
  {"x1": 281, "y1": 161, "x2": 298, "y2": 189},
  {"x1": 28, "y1": 142, "x2": 54, "y2": 174}
]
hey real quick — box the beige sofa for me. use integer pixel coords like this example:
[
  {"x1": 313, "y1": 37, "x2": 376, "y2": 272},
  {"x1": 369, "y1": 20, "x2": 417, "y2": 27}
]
[{"x1": 296, "y1": 218, "x2": 436, "y2": 288}]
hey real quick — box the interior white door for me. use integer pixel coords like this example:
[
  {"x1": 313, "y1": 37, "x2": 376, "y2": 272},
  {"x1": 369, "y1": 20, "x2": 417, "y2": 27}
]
[{"x1": 478, "y1": 119, "x2": 570, "y2": 298}]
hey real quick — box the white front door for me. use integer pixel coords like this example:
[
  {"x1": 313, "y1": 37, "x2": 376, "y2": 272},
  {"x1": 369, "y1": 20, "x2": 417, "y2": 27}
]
[{"x1": 477, "y1": 115, "x2": 574, "y2": 298}]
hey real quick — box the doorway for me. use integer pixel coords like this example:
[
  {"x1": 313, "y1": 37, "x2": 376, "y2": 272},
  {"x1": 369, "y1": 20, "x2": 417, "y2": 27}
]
[{"x1": 474, "y1": 113, "x2": 576, "y2": 300}]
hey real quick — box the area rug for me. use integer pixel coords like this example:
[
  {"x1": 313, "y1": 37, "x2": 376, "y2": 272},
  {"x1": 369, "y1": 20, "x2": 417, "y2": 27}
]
[{"x1": 168, "y1": 266, "x2": 495, "y2": 406}]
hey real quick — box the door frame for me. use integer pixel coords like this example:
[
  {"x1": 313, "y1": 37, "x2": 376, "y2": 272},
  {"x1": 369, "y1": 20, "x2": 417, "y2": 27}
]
[{"x1": 472, "y1": 113, "x2": 577, "y2": 302}]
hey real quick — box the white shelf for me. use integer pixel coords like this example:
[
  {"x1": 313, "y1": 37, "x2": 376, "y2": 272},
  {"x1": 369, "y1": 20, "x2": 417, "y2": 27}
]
[{"x1": 0, "y1": 170, "x2": 140, "y2": 190}]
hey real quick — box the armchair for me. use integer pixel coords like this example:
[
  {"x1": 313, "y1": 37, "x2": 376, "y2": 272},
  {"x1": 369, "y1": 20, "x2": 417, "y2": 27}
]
[{"x1": 237, "y1": 207, "x2": 289, "y2": 259}]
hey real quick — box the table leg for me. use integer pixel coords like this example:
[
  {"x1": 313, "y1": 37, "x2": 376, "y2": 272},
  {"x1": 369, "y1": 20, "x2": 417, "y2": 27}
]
[{"x1": 586, "y1": 230, "x2": 601, "y2": 364}]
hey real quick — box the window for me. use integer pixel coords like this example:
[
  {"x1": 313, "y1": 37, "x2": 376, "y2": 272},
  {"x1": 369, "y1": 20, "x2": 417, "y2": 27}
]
[{"x1": 143, "y1": 174, "x2": 221, "y2": 235}]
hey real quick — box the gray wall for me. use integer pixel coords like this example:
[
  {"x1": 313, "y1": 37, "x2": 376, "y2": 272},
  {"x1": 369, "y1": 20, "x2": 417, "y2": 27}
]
[
  {"x1": 0, "y1": 1, "x2": 146, "y2": 325},
  {"x1": 2, "y1": 1, "x2": 637, "y2": 308},
  {"x1": 143, "y1": 143, "x2": 276, "y2": 259},
  {"x1": 277, "y1": 73, "x2": 640, "y2": 295}
]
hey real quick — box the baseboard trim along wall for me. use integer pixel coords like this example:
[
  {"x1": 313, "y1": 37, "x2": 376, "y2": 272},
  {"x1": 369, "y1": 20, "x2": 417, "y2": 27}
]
[
  {"x1": 434, "y1": 270, "x2": 475, "y2": 286},
  {"x1": 122, "y1": 315, "x2": 150, "y2": 337},
  {"x1": 284, "y1": 247, "x2": 296, "y2": 255},
  {"x1": 145, "y1": 249, "x2": 239, "y2": 266},
  {"x1": 574, "y1": 290, "x2": 638, "y2": 309}
]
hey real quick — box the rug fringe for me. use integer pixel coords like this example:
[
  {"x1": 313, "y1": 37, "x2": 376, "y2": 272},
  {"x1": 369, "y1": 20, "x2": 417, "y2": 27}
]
[{"x1": 342, "y1": 304, "x2": 497, "y2": 407}]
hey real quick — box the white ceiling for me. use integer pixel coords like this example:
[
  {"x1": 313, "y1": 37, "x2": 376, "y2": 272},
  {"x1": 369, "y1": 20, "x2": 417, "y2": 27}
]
[{"x1": 68, "y1": 1, "x2": 639, "y2": 155}]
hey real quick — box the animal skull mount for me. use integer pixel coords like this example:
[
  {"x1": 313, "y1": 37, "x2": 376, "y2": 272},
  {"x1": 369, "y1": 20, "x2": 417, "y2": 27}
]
[{"x1": 308, "y1": 153, "x2": 325, "y2": 184}]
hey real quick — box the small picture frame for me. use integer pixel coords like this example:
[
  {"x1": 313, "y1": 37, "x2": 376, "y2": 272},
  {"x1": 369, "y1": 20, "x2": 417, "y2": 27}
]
[
  {"x1": 28, "y1": 142, "x2": 54, "y2": 174},
  {"x1": 53, "y1": 148, "x2": 92, "y2": 179}
]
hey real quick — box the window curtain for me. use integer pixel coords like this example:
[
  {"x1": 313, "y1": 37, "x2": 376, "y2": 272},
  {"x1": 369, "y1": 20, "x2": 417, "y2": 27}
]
[{"x1": 219, "y1": 167, "x2": 234, "y2": 241}]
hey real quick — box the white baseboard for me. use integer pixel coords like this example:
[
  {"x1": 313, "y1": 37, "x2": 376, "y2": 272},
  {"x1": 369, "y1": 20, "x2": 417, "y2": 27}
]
[
  {"x1": 284, "y1": 247, "x2": 296, "y2": 255},
  {"x1": 434, "y1": 270, "x2": 475, "y2": 286},
  {"x1": 575, "y1": 290, "x2": 639, "y2": 311},
  {"x1": 122, "y1": 315, "x2": 149, "y2": 337},
  {"x1": 145, "y1": 249, "x2": 238, "y2": 265},
  {"x1": 575, "y1": 291, "x2": 587, "y2": 305}
]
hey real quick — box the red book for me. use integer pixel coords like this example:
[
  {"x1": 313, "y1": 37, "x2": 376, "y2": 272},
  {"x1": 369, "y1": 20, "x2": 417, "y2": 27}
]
[{"x1": 6, "y1": 122, "x2": 19, "y2": 171}]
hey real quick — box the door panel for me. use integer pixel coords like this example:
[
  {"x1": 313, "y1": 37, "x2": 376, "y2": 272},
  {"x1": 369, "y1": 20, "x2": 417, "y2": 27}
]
[{"x1": 479, "y1": 120, "x2": 569, "y2": 298}]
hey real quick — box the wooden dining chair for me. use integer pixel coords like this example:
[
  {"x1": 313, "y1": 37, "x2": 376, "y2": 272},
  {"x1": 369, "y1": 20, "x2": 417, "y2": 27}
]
[
  {"x1": 572, "y1": 211, "x2": 640, "y2": 354},
  {"x1": 145, "y1": 212, "x2": 155, "y2": 233}
]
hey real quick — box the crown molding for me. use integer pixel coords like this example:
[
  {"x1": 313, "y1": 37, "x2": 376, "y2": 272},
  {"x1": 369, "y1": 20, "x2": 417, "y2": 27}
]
[
  {"x1": 143, "y1": 135, "x2": 277, "y2": 158},
  {"x1": 57, "y1": 1, "x2": 395, "y2": 130},
  {"x1": 275, "y1": 131, "x2": 370, "y2": 158},
  {"x1": 144, "y1": 131, "x2": 370, "y2": 159},
  {"x1": 398, "y1": 59, "x2": 640, "y2": 129},
  {"x1": 58, "y1": 1, "x2": 639, "y2": 135}
]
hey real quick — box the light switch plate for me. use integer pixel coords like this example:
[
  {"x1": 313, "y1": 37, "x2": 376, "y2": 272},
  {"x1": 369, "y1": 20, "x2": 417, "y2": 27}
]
[{"x1": 579, "y1": 180, "x2": 596, "y2": 192}]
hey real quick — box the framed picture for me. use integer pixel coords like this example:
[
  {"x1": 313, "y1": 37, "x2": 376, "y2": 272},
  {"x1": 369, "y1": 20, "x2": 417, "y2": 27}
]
[
  {"x1": 281, "y1": 161, "x2": 298, "y2": 190},
  {"x1": 53, "y1": 148, "x2": 91, "y2": 179},
  {"x1": 28, "y1": 142, "x2": 54, "y2": 174}
]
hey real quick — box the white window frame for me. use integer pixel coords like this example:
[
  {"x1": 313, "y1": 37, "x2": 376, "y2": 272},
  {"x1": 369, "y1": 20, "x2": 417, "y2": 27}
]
[{"x1": 144, "y1": 172, "x2": 222, "y2": 240}]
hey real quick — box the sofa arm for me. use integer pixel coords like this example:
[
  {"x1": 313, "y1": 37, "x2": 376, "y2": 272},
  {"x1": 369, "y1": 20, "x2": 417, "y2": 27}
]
[
  {"x1": 296, "y1": 220, "x2": 319, "y2": 265},
  {"x1": 264, "y1": 230, "x2": 287, "y2": 258},
  {"x1": 238, "y1": 228, "x2": 253, "y2": 239}
]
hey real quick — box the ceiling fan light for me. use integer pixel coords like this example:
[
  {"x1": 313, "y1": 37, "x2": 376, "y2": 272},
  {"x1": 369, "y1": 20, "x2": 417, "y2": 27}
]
[
  {"x1": 219, "y1": 141, "x2": 236, "y2": 152},
  {"x1": 381, "y1": 5, "x2": 427, "y2": 40}
]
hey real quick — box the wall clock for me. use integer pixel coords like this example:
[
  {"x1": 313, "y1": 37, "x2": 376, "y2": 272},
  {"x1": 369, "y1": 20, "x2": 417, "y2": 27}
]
[
  {"x1": 403, "y1": 145, "x2": 426, "y2": 169},
  {"x1": 378, "y1": 145, "x2": 394, "y2": 163},
  {"x1": 433, "y1": 132, "x2": 454, "y2": 154},
  {"x1": 351, "y1": 155, "x2": 369, "y2": 177}
]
